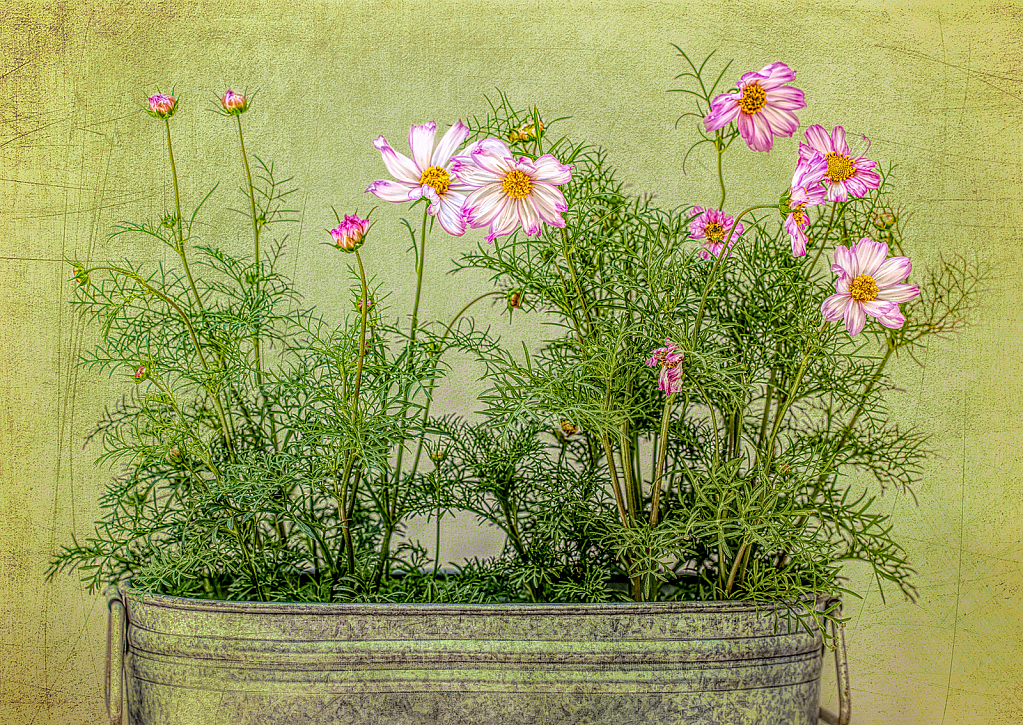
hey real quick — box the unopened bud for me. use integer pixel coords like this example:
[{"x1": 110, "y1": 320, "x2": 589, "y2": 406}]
[
  {"x1": 872, "y1": 210, "x2": 897, "y2": 231},
  {"x1": 356, "y1": 296, "x2": 373, "y2": 312},
  {"x1": 133, "y1": 364, "x2": 149, "y2": 383},
  {"x1": 329, "y1": 214, "x2": 369, "y2": 253},
  {"x1": 560, "y1": 420, "x2": 578, "y2": 438},
  {"x1": 244, "y1": 271, "x2": 259, "y2": 285},
  {"x1": 147, "y1": 93, "x2": 177, "y2": 119},
  {"x1": 71, "y1": 264, "x2": 89, "y2": 286},
  {"x1": 166, "y1": 445, "x2": 183, "y2": 464},
  {"x1": 220, "y1": 89, "x2": 248, "y2": 115},
  {"x1": 508, "y1": 116, "x2": 544, "y2": 143},
  {"x1": 507, "y1": 290, "x2": 522, "y2": 309},
  {"x1": 429, "y1": 447, "x2": 447, "y2": 465}
]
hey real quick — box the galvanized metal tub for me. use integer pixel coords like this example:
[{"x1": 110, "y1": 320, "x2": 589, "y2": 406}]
[{"x1": 106, "y1": 584, "x2": 845, "y2": 725}]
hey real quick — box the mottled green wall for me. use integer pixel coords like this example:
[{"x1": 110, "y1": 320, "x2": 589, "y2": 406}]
[{"x1": 1, "y1": 0, "x2": 1020, "y2": 722}]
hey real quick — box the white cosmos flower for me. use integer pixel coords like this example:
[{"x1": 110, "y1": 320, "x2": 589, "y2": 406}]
[
  {"x1": 451, "y1": 138, "x2": 572, "y2": 244},
  {"x1": 365, "y1": 120, "x2": 472, "y2": 237}
]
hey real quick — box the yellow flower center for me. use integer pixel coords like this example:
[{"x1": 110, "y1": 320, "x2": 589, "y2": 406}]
[
  {"x1": 704, "y1": 222, "x2": 725, "y2": 243},
  {"x1": 654, "y1": 350, "x2": 680, "y2": 369},
  {"x1": 501, "y1": 169, "x2": 534, "y2": 199},
  {"x1": 848, "y1": 274, "x2": 879, "y2": 302},
  {"x1": 825, "y1": 153, "x2": 856, "y2": 183},
  {"x1": 419, "y1": 166, "x2": 451, "y2": 195},
  {"x1": 738, "y1": 83, "x2": 767, "y2": 114}
]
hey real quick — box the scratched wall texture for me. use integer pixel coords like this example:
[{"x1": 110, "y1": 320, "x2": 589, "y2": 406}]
[{"x1": 1, "y1": 0, "x2": 1020, "y2": 722}]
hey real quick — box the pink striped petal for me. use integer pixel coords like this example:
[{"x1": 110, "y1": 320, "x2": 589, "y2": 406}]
[
  {"x1": 373, "y1": 136, "x2": 421, "y2": 184},
  {"x1": 879, "y1": 282, "x2": 920, "y2": 303},
  {"x1": 530, "y1": 155, "x2": 573, "y2": 185},
  {"x1": 408, "y1": 122, "x2": 437, "y2": 172},
  {"x1": 803, "y1": 125, "x2": 833, "y2": 155},
  {"x1": 765, "y1": 85, "x2": 805, "y2": 110},
  {"x1": 872, "y1": 256, "x2": 912, "y2": 286},
  {"x1": 830, "y1": 126, "x2": 849, "y2": 155},
  {"x1": 844, "y1": 302, "x2": 866, "y2": 336},
  {"x1": 854, "y1": 239, "x2": 889, "y2": 276},
  {"x1": 432, "y1": 120, "x2": 470, "y2": 167},
  {"x1": 704, "y1": 94, "x2": 740, "y2": 131},
  {"x1": 822, "y1": 293, "x2": 850, "y2": 321},
  {"x1": 366, "y1": 179, "x2": 418, "y2": 202}
]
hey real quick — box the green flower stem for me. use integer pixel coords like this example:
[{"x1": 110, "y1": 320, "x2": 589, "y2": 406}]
[
  {"x1": 619, "y1": 423, "x2": 637, "y2": 523},
  {"x1": 233, "y1": 114, "x2": 278, "y2": 449},
  {"x1": 231, "y1": 514, "x2": 265, "y2": 602},
  {"x1": 755, "y1": 369, "x2": 777, "y2": 453},
  {"x1": 409, "y1": 290, "x2": 504, "y2": 479},
  {"x1": 87, "y1": 264, "x2": 233, "y2": 452},
  {"x1": 163, "y1": 119, "x2": 202, "y2": 311},
  {"x1": 554, "y1": 263, "x2": 587, "y2": 350},
  {"x1": 559, "y1": 227, "x2": 595, "y2": 337},
  {"x1": 691, "y1": 204, "x2": 776, "y2": 341},
  {"x1": 648, "y1": 392, "x2": 676, "y2": 528},
  {"x1": 723, "y1": 539, "x2": 751, "y2": 597},
  {"x1": 690, "y1": 375, "x2": 721, "y2": 464},
  {"x1": 600, "y1": 434, "x2": 629, "y2": 529},
  {"x1": 762, "y1": 320, "x2": 829, "y2": 476},
  {"x1": 715, "y1": 130, "x2": 726, "y2": 209}
]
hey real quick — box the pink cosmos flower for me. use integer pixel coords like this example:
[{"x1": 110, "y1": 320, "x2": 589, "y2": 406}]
[
  {"x1": 147, "y1": 94, "x2": 177, "y2": 119},
  {"x1": 799, "y1": 125, "x2": 881, "y2": 203},
  {"x1": 703, "y1": 62, "x2": 806, "y2": 153},
  {"x1": 451, "y1": 138, "x2": 572, "y2": 243},
  {"x1": 689, "y1": 207, "x2": 744, "y2": 260},
  {"x1": 821, "y1": 237, "x2": 920, "y2": 336},
  {"x1": 784, "y1": 155, "x2": 828, "y2": 257},
  {"x1": 221, "y1": 90, "x2": 247, "y2": 114},
  {"x1": 365, "y1": 121, "x2": 472, "y2": 237},
  {"x1": 646, "y1": 339, "x2": 685, "y2": 394},
  {"x1": 329, "y1": 215, "x2": 370, "y2": 252}
]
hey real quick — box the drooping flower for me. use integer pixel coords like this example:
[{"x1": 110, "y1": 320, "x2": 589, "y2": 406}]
[
  {"x1": 688, "y1": 206, "x2": 744, "y2": 260},
  {"x1": 821, "y1": 237, "x2": 920, "y2": 336},
  {"x1": 782, "y1": 155, "x2": 828, "y2": 257},
  {"x1": 646, "y1": 339, "x2": 685, "y2": 394},
  {"x1": 329, "y1": 215, "x2": 370, "y2": 252},
  {"x1": 703, "y1": 62, "x2": 806, "y2": 153},
  {"x1": 147, "y1": 94, "x2": 177, "y2": 119},
  {"x1": 451, "y1": 138, "x2": 572, "y2": 244},
  {"x1": 799, "y1": 125, "x2": 881, "y2": 203},
  {"x1": 220, "y1": 89, "x2": 248, "y2": 115},
  {"x1": 365, "y1": 121, "x2": 472, "y2": 237}
]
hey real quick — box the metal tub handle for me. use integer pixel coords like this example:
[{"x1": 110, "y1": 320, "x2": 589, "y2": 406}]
[
  {"x1": 105, "y1": 584, "x2": 125, "y2": 725},
  {"x1": 819, "y1": 607, "x2": 851, "y2": 725}
]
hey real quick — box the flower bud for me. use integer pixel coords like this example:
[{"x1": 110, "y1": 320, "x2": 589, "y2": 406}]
[
  {"x1": 560, "y1": 420, "x2": 578, "y2": 438},
  {"x1": 221, "y1": 89, "x2": 248, "y2": 115},
  {"x1": 871, "y1": 210, "x2": 897, "y2": 231},
  {"x1": 161, "y1": 213, "x2": 178, "y2": 229},
  {"x1": 166, "y1": 445, "x2": 183, "y2": 464},
  {"x1": 329, "y1": 215, "x2": 370, "y2": 252},
  {"x1": 507, "y1": 290, "x2": 522, "y2": 309},
  {"x1": 133, "y1": 364, "x2": 149, "y2": 383},
  {"x1": 356, "y1": 296, "x2": 373, "y2": 312},
  {"x1": 148, "y1": 94, "x2": 177, "y2": 119},
  {"x1": 71, "y1": 263, "x2": 89, "y2": 286},
  {"x1": 509, "y1": 116, "x2": 544, "y2": 143},
  {"x1": 244, "y1": 271, "x2": 259, "y2": 285},
  {"x1": 429, "y1": 447, "x2": 447, "y2": 465}
]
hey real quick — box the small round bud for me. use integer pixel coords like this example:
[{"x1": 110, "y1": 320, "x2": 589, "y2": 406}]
[
  {"x1": 871, "y1": 210, "x2": 897, "y2": 231},
  {"x1": 507, "y1": 290, "x2": 522, "y2": 309},
  {"x1": 560, "y1": 420, "x2": 578, "y2": 438},
  {"x1": 161, "y1": 213, "x2": 178, "y2": 229},
  {"x1": 329, "y1": 215, "x2": 370, "y2": 252},
  {"x1": 71, "y1": 264, "x2": 89, "y2": 286},
  {"x1": 166, "y1": 445, "x2": 183, "y2": 464},
  {"x1": 508, "y1": 116, "x2": 544, "y2": 143},
  {"x1": 133, "y1": 364, "x2": 149, "y2": 383},
  {"x1": 429, "y1": 447, "x2": 447, "y2": 465},
  {"x1": 221, "y1": 89, "x2": 248, "y2": 115},
  {"x1": 147, "y1": 94, "x2": 177, "y2": 119}
]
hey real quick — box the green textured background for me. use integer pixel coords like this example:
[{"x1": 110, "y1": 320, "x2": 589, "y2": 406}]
[{"x1": 1, "y1": 0, "x2": 1021, "y2": 722}]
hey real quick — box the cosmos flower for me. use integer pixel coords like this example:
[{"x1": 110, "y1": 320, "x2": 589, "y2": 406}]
[
  {"x1": 799, "y1": 125, "x2": 881, "y2": 203},
  {"x1": 646, "y1": 338, "x2": 685, "y2": 394},
  {"x1": 147, "y1": 94, "x2": 177, "y2": 119},
  {"x1": 821, "y1": 237, "x2": 920, "y2": 336},
  {"x1": 688, "y1": 206, "x2": 744, "y2": 259},
  {"x1": 783, "y1": 155, "x2": 828, "y2": 256},
  {"x1": 329, "y1": 214, "x2": 370, "y2": 252},
  {"x1": 220, "y1": 90, "x2": 248, "y2": 114},
  {"x1": 703, "y1": 62, "x2": 806, "y2": 152},
  {"x1": 451, "y1": 138, "x2": 572, "y2": 243},
  {"x1": 366, "y1": 121, "x2": 472, "y2": 236}
]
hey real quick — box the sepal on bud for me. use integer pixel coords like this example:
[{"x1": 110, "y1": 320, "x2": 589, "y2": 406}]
[
  {"x1": 147, "y1": 93, "x2": 177, "y2": 120},
  {"x1": 220, "y1": 89, "x2": 249, "y2": 115}
]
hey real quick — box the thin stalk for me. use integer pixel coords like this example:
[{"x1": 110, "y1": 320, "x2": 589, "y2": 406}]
[
  {"x1": 692, "y1": 204, "x2": 776, "y2": 340},
  {"x1": 163, "y1": 120, "x2": 202, "y2": 310},
  {"x1": 559, "y1": 227, "x2": 595, "y2": 336},
  {"x1": 724, "y1": 539, "x2": 750, "y2": 596},
  {"x1": 715, "y1": 131, "x2": 726, "y2": 209},
  {"x1": 649, "y1": 392, "x2": 675, "y2": 528},
  {"x1": 231, "y1": 515, "x2": 265, "y2": 601},
  {"x1": 600, "y1": 435, "x2": 629, "y2": 529}
]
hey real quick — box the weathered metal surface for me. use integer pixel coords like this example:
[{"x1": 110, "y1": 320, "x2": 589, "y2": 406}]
[{"x1": 110, "y1": 584, "x2": 832, "y2": 725}]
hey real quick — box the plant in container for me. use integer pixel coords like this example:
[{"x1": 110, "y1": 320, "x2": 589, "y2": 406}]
[{"x1": 51, "y1": 51, "x2": 981, "y2": 725}]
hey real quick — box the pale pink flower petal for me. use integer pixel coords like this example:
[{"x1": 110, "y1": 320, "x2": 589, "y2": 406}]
[
  {"x1": 703, "y1": 62, "x2": 805, "y2": 152},
  {"x1": 409, "y1": 122, "x2": 437, "y2": 172},
  {"x1": 432, "y1": 120, "x2": 470, "y2": 167},
  {"x1": 822, "y1": 237, "x2": 920, "y2": 337}
]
